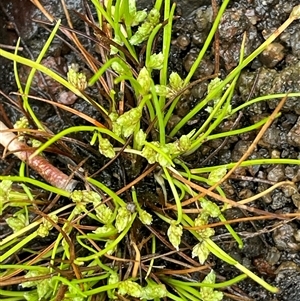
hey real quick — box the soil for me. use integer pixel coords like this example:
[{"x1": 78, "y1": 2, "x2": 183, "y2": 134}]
[{"x1": 1, "y1": 1, "x2": 300, "y2": 300}]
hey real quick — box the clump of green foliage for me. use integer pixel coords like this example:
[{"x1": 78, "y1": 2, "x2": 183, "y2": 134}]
[{"x1": 1, "y1": 0, "x2": 300, "y2": 300}]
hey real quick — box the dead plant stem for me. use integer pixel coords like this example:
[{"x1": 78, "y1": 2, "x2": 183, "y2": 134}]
[{"x1": 0, "y1": 121, "x2": 77, "y2": 191}]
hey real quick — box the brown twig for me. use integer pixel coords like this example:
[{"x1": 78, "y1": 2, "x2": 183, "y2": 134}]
[
  {"x1": 0, "y1": 121, "x2": 77, "y2": 191},
  {"x1": 184, "y1": 213, "x2": 300, "y2": 231},
  {"x1": 169, "y1": 169, "x2": 288, "y2": 219}
]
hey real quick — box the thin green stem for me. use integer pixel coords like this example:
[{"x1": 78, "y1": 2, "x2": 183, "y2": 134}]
[
  {"x1": 231, "y1": 93, "x2": 300, "y2": 115},
  {"x1": 235, "y1": 262, "x2": 278, "y2": 293},
  {"x1": 162, "y1": 273, "x2": 247, "y2": 288},
  {"x1": 192, "y1": 158, "x2": 300, "y2": 174},
  {"x1": 173, "y1": 286, "x2": 200, "y2": 301},
  {"x1": 29, "y1": 126, "x2": 124, "y2": 159},
  {"x1": 23, "y1": 20, "x2": 61, "y2": 130},
  {"x1": 151, "y1": 84, "x2": 166, "y2": 145},
  {"x1": 146, "y1": 24, "x2": 163, "y2": 69},
  {"x1": 83, "y1": 282, "x2": 119, "y2": 296},
  {"x1": 184, "y1": 0, "x2": 230, "y2": 84},
  {"x1": 203, "y1": 114, "x2": 280, "y2": 142},
  {"x1": 0, "y1": 176, "x2": 70, "y2": 197},
  {"x1": 0, "y1": 290, "x2": 28, "y2": 297},
  {"x1": 0, "y1": 231, "x2": 37, "y2": 262},
  {"x1": 163, "y1": 167, "x2": 182, "y2": 224},
  {"x1": 145, "y1": 235, "x2": 156, "y2": 279},
  {"x1": 167, "y1": 292, "x2": 188, "y2": 301}
]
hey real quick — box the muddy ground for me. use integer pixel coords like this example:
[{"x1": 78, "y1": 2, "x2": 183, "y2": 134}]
[{"x1": 1, "y1": 0, "x2": 300, "y2": 300}]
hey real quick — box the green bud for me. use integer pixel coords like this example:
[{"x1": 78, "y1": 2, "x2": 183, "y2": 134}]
[
  {"x1": 115, "y1": 207, "x2": 132, "y2": 233},
  {"x1": 207, "y1": 77, "x2": 223, "y2": 101},
  {"x1": 112, "y1": 62, "x2": 126, "y2": 75},
  {"x1": 104, "y1": 239, "x2": 117, "y2": 255},
  {"x1": 156, "y1": 152, "x2": 171, "y2": 167},
  {"x1": 108, "y1": 272, "x2": 119, "y2": 285},
  {"x1": 194, "y1": 212, "x2": 208, "y2": 226},
  {"x1": 71, "y1": 190, "x2": 101, "y2": 214},
  {"x1": 130, "y1": 22, "x2": 152, "y2": 45},
  {"x1": 167, "y1": 221, "x2": 183, "y2": 250},
  {"x1": 206, "y1": 77, "x2": 232, "y2": 119},
  {"x1": 31, "y1": 138, "x2": 42, "y2": 148},
  {"x1": 112, "y1": 122, "x2": 122, "y2": 137},
  {"x1": 71, "y1": 190, "x2": 101, "y2": 204},
  {"x1": 194, "y1": 213, "x2": 215, "y2": 239},
  {"x1": 129, "y1": 0, "x2": 137, "y2": 16},
  {"x1": 112, "y1": 61, "x2": 131, "y2": 76},
  {"x1": 14, "y1": 116, "x2": 29, "y2": 129},
  {"x1": 175, "y1": 135, "x2": 192, "y2": 153},
  {"x1": 141, "y1": 284, "x2": 168, "y2": 299},
  {"x1": 199, "y1": 271, "x2": 223, "y2": 301},
  {"x1": 23, "y1": 270, "x2": 45, "y2": 287},
  {"x1": 95, "y1": 204, "x2": 113, "y2": 224},
  {"x1": 137, "y1": 67, "x2": 151, "y2": 95},
  {"x1": 157, "y1": 145, "x2": 174, "y2": 167},
  {"x1": 116, "y1": 107, "x2": 142, "y2": 137},
  {"x1": 169, "y1": 72, "x2": 184, "y2": 90},
  {"x1": 98, "y1": 137, "x2": 115, "y2": 159},
  {"x1": 147, "y1": 52, "x2": 164, "y2": 70},
  {"x1": 109, "y1": 112, "x2": 119, "y2": 122},
  {"x1": 37, "y1": 215, "x2": 58, "y2": 237},
  {"x1": 23, "y1": 291, "x2": 39, "y2": 301},
  {"x1": 134, "y1": 129, "x2": 146, "y2": 150},
  {"x1": 208, "y1": 166, "x2": 227, "y2": 185},
  {"x1": 6, "y1": 211, "x2": 27, "y2": 232},
  {"x1": 22, "y1": 270, "x2": 54, "y2": 301},
  {"x1": 0, "y1": 180, "x2": 12, "y2": 214},
  {"x1": 147, "y1": 8, "x2": 160, "y2": 24},
  {"x1": 132, "y1": 10, "x2": 147, "y2": 26},
  {"x1": 118, "y1": 280, "x2": 142, "y2": 298},
  {"x1": 68, "y1": 284, "x2": 85, "y2": 301},
  {"x1": 0, "y1": 180, "x2": 12, "y2": 200},
  {"x1": 67, "y1": 64, "x2": 87, "y2": 91},
  {"x1": 93, "y1": 224, "x2": 116, "y2": 235},
  {"x1": 107, "y1": 272, "x2": 119, "y2": 299},
  {"x1": 129, "y1": 0, "x2": 147, "y2": 26},
  {"x1": 141, "y1": 142, "x2": 174, "y2": 166},
  {"x1": 192, "y1": 241, "x2": 210, "y2": 264},
  {"x1": 129, "y1": 8, "x2": 160, "y2": 45},
  {"x1": 139, "y1": 209, "x2": 152, "y2": 225},
  {"x1": 165, "y1": 142, "x2": 180, "y2": 156},
  {"x1": 141, "y1": 142, "x2": 159, "y2": 164},
  {"x1": 201, "y1": 199, "x2": 220, "y2": 218},
  {"x1": 110, "y1": 112, "x2": 122, "y2": 136},
  {"x1": 154, "y1": 85, "x2": 172, "y2": 97}
]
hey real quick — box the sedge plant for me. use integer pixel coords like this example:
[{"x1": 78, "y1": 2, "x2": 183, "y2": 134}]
[{"x1": 1, "y1": 0, "x2": 300, "y2": 300}]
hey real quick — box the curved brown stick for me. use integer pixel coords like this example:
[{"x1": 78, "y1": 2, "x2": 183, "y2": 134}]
[{"x1": 0, "y1": 121, "x2": 77, "y2": 191}]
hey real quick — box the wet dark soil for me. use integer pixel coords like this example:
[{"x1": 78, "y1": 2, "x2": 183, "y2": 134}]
[{"x1": 1, "y1": 0, "x2": 300, "y2": 300}]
